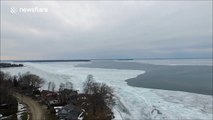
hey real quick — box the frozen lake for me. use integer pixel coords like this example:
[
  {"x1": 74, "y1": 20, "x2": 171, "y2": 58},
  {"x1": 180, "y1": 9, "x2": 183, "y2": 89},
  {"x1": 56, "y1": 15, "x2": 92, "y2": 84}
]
[
  {"x1": 1, "y1": 61, "x2": 212, "y2": 120},
  {"x1": 77, "y1": 59, "x2": 212, "y2": 95}
]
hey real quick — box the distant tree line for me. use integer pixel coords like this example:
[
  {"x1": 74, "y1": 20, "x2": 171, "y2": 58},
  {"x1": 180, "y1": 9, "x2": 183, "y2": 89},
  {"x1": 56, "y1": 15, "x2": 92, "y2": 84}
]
[{"x1": 0, "y1": 63, "x2": 23, "y2": 68}]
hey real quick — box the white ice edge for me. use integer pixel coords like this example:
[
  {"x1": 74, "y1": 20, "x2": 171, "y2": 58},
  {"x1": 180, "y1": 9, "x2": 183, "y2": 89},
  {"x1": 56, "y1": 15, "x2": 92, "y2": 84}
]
[{"x1": 1, "y1": 62, "x2": 212, "y2": 120}]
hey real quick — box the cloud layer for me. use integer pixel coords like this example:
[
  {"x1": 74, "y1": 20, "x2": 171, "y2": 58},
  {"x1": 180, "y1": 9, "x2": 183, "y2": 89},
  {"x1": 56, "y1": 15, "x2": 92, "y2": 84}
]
[{"x1": 1, "y1": 1, "x2": 212, "y2": 60}]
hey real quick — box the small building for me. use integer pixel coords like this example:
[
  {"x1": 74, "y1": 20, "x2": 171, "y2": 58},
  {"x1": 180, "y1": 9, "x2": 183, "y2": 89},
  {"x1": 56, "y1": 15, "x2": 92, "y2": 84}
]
[
  {"x1": 57, "y1": 103, "x2": 82, "y2": 120},
  {"x1": 58, "y1": 89, "x2": 78, "y2": 104},
  {"x1": 41, "y1": 90, "x2": 59, "y2": 106}
]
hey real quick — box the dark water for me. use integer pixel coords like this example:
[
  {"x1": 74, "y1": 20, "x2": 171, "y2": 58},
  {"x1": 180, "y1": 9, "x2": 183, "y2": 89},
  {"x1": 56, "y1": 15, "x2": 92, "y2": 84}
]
[{"x1": 77, "y1": 60, "x2": 213, "y2": 95}]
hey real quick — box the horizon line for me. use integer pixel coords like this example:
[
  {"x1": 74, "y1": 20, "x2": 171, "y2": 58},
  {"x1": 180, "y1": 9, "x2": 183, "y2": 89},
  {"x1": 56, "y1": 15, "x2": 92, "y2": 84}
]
[{"x1": 0, "y1": 57, "x2": 212, "y2": 62}]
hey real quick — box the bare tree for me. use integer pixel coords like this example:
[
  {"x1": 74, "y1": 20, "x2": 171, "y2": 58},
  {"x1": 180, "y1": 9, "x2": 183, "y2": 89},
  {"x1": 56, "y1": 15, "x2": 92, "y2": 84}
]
[
  {"x1": 51, "y1": 82, "x2": 56, "y2": 92},
  {"x1": 83, "y1": 75, "x2": 115, "y2": 118},
  {"x1": 48, "y1": 81, "x2": 51, "y2": 91},
  {"x1": 13, "y1": 76, "x2": 18, "y2": 87},
  {"x1": 65, "y1": 81, "x2": 73, "y2": 90},
  {"x1": 0, "y1": 71, "x2": 13, "y2": 88},
  {"x1": 18, "y1": 72, "x2": 45, "y2": 88},
  {"x1": 59, "y1": 83, "x2": 65, "y2": 91},
  {"x1": 83, "y1": 74, "x2": 94, "y2": 94},
  {"x1": 33, "y1": 75, "x2": 45, "y2": 88},
  {"x1": 48, "y1": 81, "x2": 56, "y2": 91}
]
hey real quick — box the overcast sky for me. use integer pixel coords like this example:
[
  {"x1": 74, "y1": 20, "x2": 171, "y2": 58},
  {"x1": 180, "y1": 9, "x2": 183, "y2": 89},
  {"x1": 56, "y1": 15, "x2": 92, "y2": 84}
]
[{"x1": 1, "y1": 1, "x2": 212, "y2": 60}]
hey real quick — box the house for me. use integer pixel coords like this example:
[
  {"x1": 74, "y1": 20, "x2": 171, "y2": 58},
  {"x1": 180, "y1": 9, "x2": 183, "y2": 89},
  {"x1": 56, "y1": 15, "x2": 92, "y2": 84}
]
[
  {"x1": 77, "y1": 94, "x2": 89, "y2": 101},
  {"x1": 57, "y1": 103, "x2": 82, "y2": 120},
  {"x1": 41, "y1": 90, "x2": 59, "y2": 106},
  {"x1": 59, "y1": 89, "x2": 78, "y2": 105}
]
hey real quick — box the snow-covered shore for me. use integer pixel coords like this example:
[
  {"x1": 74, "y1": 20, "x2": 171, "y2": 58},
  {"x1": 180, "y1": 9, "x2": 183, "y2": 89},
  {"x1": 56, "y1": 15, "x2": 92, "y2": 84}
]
[{"x1": 1, "y1": 62, "x2": 212, "y2": 120}]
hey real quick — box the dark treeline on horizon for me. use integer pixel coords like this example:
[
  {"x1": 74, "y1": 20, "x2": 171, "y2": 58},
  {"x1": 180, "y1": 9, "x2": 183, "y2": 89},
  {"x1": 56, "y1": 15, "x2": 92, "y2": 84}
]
[
  {"x1": 0, "y1": 63, "x2": 23, "y2": 68},
  {"x1": 13, "y1": 59, "x2": 91, "y2": 63}
]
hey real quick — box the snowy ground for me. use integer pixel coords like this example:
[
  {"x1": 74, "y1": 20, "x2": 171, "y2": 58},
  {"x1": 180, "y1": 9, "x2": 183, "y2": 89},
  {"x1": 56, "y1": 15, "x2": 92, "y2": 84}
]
[
  {"x1": 17, "y1": 102, "x2": 27, "y2": 120},
  {"x1": 1, "y1": 62, "x2": 212, "y2": 120}
]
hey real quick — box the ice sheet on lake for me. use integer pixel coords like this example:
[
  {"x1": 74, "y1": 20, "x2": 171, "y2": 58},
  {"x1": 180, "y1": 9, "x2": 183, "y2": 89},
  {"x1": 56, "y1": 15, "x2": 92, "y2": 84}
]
[
  {"x1": 127, "y1": 59, "x2": 213, "y2": 66},
  {"x1": 1, "y1": 62, "x2": 212, "y2": 120}
]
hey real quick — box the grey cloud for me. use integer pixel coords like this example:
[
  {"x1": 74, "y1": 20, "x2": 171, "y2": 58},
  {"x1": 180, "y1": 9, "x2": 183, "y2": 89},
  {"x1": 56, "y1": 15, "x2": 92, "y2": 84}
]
[{"x1": 1, "y1": 1, "x2": 212, "y2": 60}]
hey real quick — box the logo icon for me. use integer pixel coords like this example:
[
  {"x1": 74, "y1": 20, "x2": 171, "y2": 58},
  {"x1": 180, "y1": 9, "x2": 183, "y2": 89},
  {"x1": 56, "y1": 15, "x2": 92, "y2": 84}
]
[{"x1": 10, "y1": 7, "x2": 18, "y2": 14}]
